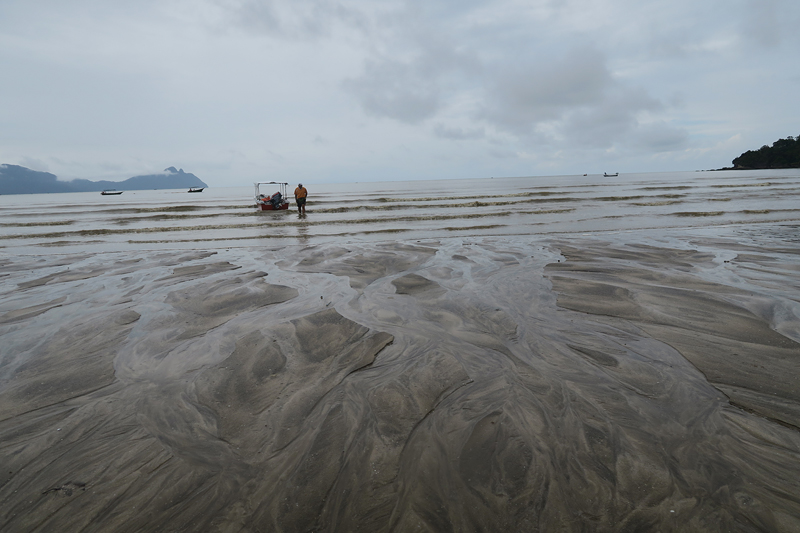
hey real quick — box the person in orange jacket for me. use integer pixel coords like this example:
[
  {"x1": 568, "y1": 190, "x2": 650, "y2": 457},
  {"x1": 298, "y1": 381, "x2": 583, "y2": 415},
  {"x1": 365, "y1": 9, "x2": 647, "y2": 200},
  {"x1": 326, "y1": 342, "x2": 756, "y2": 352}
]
[{"x1": 294, "y1": 183, "x2": 308, "y2": 214}]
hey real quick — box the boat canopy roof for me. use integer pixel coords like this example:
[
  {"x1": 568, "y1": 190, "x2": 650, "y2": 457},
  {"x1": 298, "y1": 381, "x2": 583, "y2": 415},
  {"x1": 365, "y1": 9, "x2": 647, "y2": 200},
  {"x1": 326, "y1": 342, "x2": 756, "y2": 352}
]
[{"x1": 255, "y1": 181, "x2": 289, "y2": 199}]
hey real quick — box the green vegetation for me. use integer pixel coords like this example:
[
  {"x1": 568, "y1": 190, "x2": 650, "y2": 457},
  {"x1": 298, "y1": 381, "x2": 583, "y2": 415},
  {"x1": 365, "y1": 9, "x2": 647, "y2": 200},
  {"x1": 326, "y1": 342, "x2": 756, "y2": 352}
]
[{"x1": 732, "y1": 135, "x2": 800, "y2": 169}]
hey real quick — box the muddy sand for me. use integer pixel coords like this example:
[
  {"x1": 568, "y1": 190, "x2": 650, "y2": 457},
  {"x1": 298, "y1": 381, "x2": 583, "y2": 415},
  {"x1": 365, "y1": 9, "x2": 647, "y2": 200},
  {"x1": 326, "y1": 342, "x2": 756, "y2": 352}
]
[{"x1": 1, "y1": 231, "x2": 800, "y2": 532}]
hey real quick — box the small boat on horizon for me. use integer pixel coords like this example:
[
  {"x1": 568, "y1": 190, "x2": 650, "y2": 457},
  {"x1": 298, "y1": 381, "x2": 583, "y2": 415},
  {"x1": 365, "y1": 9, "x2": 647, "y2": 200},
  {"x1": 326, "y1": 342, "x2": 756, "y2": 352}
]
[
  {"x1": 604, "y1": 172, "x2": 619, "y2": 177},
  {"x1": 101, "y1": 190, "x2": 123, "y2": 195},
  {"x1": 188, "y1": 187, "x2": 204, "y2": 193}
]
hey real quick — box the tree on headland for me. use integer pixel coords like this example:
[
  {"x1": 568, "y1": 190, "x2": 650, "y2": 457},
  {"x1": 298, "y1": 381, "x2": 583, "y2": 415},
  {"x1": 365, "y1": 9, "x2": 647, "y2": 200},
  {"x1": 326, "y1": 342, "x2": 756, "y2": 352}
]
[{"x1": 732, "y1": 135, "x2": 800, "y2": 169}]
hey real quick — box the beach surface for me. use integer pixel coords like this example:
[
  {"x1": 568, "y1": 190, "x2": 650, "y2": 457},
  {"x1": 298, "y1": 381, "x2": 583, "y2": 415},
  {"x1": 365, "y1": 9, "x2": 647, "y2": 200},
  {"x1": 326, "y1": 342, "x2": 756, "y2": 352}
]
[{"x1": 2, "y1": 226, "x2": 800, "y2": 532}]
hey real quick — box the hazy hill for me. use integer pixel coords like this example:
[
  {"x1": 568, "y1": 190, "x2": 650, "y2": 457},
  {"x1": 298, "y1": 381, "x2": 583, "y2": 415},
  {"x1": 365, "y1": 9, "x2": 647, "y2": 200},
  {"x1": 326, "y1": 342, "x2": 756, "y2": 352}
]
[
  {"x1": 0, "y1": 165, "x2": 208, "y2": 195},
  {"x1": 732, "y1": 135, "x2": 800, "y2": 169}
]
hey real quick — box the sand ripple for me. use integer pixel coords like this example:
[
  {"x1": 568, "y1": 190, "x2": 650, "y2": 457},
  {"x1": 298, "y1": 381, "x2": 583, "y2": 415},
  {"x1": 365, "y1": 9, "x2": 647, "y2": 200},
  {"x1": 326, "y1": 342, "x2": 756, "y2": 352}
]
[{"x1": 1, "y1": 232, "x2": 800, "y2": 532}]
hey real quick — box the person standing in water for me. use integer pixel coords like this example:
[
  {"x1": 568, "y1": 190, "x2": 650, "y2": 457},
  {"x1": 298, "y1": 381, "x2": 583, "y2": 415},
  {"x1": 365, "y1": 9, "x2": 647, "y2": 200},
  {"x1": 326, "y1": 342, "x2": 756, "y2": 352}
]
[{"x1": 294, "y1": 183, "x2": 308, "y2": 215}]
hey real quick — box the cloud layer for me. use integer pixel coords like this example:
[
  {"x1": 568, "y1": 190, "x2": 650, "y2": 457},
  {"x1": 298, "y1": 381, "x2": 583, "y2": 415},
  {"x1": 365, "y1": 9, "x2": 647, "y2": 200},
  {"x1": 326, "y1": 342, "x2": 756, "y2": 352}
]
[{"x1": 0, "y1": 0, "x2": 798, "y2": 184}]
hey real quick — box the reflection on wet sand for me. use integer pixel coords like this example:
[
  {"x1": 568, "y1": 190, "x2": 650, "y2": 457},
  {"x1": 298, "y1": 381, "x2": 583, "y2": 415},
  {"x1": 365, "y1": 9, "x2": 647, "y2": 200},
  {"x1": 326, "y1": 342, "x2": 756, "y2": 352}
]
[{"x1": 1, "y1": 230, "x2": 799, "y2": 532}]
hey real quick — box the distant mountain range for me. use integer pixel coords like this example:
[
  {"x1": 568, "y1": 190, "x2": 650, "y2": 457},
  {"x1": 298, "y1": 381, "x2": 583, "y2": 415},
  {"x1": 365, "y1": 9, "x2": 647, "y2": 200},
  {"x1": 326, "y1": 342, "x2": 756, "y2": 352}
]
[{"x1": 0, "y1": 165, "x2": 208, "y2": 195}]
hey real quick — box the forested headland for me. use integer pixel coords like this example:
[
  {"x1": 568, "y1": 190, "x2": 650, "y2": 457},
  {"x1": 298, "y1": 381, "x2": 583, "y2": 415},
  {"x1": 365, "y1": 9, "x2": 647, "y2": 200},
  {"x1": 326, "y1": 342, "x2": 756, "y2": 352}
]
[{"x1": 731, "y1": 135, "x2": 800, "y2": 169}]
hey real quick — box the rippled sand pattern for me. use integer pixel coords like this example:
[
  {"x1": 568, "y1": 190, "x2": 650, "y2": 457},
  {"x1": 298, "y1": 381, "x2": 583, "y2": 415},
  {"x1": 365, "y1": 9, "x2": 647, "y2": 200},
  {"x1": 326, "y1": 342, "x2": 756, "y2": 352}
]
[{"x1": 2, "y1": 222, "x2": 800, "y2": 531}]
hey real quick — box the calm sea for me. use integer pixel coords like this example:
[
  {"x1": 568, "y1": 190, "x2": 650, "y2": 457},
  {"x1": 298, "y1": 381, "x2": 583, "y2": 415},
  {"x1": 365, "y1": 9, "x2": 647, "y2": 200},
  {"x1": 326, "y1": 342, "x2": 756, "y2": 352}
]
[{"x1": 1, "y1": 169, "x2": 799, "y2": 254}]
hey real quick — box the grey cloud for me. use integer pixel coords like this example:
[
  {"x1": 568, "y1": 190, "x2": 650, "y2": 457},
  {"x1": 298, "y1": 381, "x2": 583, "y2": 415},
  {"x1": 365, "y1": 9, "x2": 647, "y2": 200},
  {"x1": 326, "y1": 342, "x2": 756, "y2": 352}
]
[
  {"x1": 559, "y1": 86, "x2": 663, "y2": 148},
  {"x1": 214, "y1": 0, "x2": 370, "y2": 38},
  {"x1": 345, "y1": 34, "x2": 677, "y2": 158},
  {"x1": 643, "y1": 0, "x2": 799, "y2": 57},
  {"x1": 488, "y1": 147, "x2": 518, "y2": 159},
  {"x1": 631, "y1": 122, "x2": 689, "y2": 153},
  {"x1": 18, "y1": 157, "x2": 50, "y2": 172},
  {"x1": 433, "y1": 123, "x2": 485, "y2": 140},
  {"x1": 342, "y1": 58, "x2": 442, "y2": 123},
  {"x1": 477, "y1": 47, "x2": 613, "y2": 136},
  {"x1": 742, "y1": 0, "x2": 785, "y2": 47},
  {"x1": 228, "y1": 0, "x2": 281, "y2": 34},
  {"x1": 342, "y1": 23, "x2": 480, "y2": 124}
]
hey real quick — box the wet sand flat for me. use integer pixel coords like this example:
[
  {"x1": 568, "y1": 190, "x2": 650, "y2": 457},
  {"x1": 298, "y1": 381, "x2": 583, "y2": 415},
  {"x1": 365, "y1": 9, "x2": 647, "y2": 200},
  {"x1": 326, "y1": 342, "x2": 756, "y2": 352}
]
[{"x1": 1, "y1": 228, "x2": 800, "y2": 532}]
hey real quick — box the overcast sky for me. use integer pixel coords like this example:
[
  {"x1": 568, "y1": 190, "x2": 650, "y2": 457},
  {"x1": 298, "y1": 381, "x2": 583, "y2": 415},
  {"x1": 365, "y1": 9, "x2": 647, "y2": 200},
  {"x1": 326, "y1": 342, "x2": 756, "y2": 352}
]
[{"x1": 1, "y1": 0, "x2": 798, "y2": 187}]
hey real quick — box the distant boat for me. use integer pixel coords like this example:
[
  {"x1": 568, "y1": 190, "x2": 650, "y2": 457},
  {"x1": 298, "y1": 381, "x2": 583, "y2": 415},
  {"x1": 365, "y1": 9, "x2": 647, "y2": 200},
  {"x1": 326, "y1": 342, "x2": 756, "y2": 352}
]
[
  {"x1": 188, "y1": 187, "x2": 204, "y2": 193},
  {"x1": 101, "y1": 190, "x2": 123, "y2": 195},
  {"x1": 603, "y1": 172, "x2": 619, "y2": 177}
]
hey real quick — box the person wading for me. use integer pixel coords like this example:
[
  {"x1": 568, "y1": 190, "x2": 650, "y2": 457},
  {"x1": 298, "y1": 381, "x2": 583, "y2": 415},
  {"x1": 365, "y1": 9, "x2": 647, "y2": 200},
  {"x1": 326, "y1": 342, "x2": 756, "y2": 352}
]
[{"x1": 294, "y1": 183, "x2": 308, "y2": 215}]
